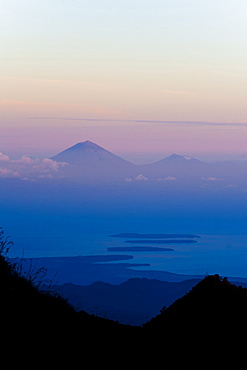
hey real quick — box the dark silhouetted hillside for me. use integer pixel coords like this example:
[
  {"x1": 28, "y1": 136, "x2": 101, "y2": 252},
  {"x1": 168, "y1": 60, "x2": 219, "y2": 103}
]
[
  {"x1": 0, "y1": 252, "x2": 142, "y2": 369},
  {"x1": 2, "y1": 233, "x2": 247, "y2": 369},
  {"x1": 49, "y1": 278, "x2": 200, "y2": 325},
  {"x1": 144, "y1": 274, "x2": 247, "y2": 369}
]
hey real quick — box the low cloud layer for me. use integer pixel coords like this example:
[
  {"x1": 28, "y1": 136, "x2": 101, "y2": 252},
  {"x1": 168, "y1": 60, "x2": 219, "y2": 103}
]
[
  {"x1": 0, "y1": 153, "x2": 67, "y2": 180},
  {"x1": 203, "y1": 177, "x2": 224, "y2": 181},
  {"x1": 125, "y1": 174, "x2": 149, "y2": 182}
]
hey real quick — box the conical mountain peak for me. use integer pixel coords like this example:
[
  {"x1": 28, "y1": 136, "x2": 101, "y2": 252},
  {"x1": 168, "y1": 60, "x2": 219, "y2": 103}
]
[
  {"x1": 51, "y1": 141, "x2": 135, "y2": 168},
  {"x1": 79, "y1": 140, "x2": 102, "y2": 148},
  {"x1": 63, "y1": 141, "x2": 105, "y2": 152},
  {"x1": 166, "y1": 154, "x2": 187, "y2": 161}
]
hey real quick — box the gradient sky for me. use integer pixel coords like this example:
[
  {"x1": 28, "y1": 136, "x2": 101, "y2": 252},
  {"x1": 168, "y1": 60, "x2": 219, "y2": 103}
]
[{"x1": 1, "y1": 0, "x2": 247, "y2": 161}]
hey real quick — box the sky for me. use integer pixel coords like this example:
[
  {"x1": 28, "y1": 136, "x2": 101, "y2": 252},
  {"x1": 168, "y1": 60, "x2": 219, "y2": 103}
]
[{"x1": 1, "y1": 0, "x2": 247, "y2": 161}]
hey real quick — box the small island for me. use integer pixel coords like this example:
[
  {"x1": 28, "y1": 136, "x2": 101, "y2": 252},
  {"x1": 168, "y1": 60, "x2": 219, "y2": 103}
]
[
  {"x1": 125, "y1": 239, "x2": 197, "y2": 244},
  {"x1": 109, "y1": 233, "x2": 200, "y2": 239},
  {"x1": 107, "y1": 246, "x2": 174, "y2": 252}
]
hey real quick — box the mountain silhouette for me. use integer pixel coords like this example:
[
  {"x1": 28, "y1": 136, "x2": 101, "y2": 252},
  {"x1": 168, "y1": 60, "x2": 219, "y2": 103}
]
[
  {"x1": 51, "y1": 141, "x2": 137, "y2": 182},
  {"x1": 163, "y1": 153, "x2": 195, "y2": 161},
  {"x1": 0, "y1": 249, "x2": 142, "y2": 369},
  {"x1": 50, "y1": 141, "x2": 210, "y2": 183},
  {"x1": 144, "y1": 274, "x2": 247, "y2": 369},
  {"x1": 48, "y1": 141, "x2": 247, "y2": 188},
  {"x1": 51, "y1": 141, "x2": 133, "y2": 166},
  {"x1": 139, "y1": 152, "x2": 210, "y2": 180},
  {"x1": 2, "y1": 237, "x2": 247, "y2": 369},
  {"x1": 49, "y1": 278, "x2": 200, "y2": 326}
]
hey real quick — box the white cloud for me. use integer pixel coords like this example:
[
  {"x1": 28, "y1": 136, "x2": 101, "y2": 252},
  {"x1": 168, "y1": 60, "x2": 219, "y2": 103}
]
[
  {"x1": 134, "y1": 174, "x2": 148, "y2": 181},
  {"x1": 20, "y1": 156, "x2": 33, "y2": 164},
  {"x1": 38, "y1": 174, "x2": 53, "y2": 179},
  {"x1": 0, "y1": 153, "x2": 10, "y2": 162},
  {"x1": 203, "y1": 177, "x2": 224, "y2": 181},
  {"x1": 0, "y1": 168, "x2": 19, "y2": 178},
  {"x1": 0, "y1": 153, "x2": 67, "y2": 180}
]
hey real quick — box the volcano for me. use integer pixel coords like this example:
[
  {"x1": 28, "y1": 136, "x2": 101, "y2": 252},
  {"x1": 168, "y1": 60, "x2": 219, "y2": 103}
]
[{"x1": 51, "y1": 141, "x2": 137, "y2": 182}]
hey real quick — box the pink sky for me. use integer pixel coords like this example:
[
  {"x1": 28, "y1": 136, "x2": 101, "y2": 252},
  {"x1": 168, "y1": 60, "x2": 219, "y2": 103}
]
[
  {"x1": 2, "y1": 117, "x2": 247, "y2": 163},
  {"x1": 1, "y1": 1, "x2": 247, "y2": 162}
]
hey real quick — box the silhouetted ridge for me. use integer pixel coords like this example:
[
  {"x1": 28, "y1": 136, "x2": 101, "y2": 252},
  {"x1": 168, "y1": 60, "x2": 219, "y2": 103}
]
[
  {"x1": 0, "y1": 252, "x2": 140, "y2": 369},
  {"x1": 144, "y1": 274, "x2": 247, "y2": 369},
  {"x1": 2, "y1": 239, "x2": 247, "y2": 369},
  {"x1": 47, "y1": 141, "x2": 246, "y2": 185},
  {"x1": 51, "y1": 140, "x2": 134, "y2": 165},
  {"x1": 166, "y1": 153, "x2": 188, "y2": 161},
  {"x1": 50, "y1": 140, "x2": 137, "y2": 183},
  {"x1": 151, "y1": 153, "x2": 207, "y2": 167},
  {"x1": 50, "y1": 278, "x2": 200, "y2": 325},
  {"x1": 62, "y1": 140, "x2": 103, "y2": 152}
]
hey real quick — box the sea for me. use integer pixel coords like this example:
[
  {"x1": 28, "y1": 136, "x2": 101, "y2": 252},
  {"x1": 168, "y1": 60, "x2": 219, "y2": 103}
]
[
  {"x1": 5, "y1": 223, "x2": 247, "y2": 280},
  {"x1": 2, "y1": 181, "x2": 247, "y2": 281}
]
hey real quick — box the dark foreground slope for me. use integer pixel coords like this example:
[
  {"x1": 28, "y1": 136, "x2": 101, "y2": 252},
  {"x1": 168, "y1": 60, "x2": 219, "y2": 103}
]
[
  {"x1": 50, "y1": 278, "x2": 200, "y2": 325},
  {"x1": 144, "y1": 274, "x2": 247, "y2": 369},
  {"x1": 2, "y1": 251, "x2": 247, "y2": 370},
  {"x1": 0, "y1": 253, "x2": 142, "y2": 369}
]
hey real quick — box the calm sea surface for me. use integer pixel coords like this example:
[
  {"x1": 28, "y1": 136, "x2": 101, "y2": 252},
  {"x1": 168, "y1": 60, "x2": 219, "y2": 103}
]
[
  {"x1": 2, "y1": 186, "x2": 247, "y2": 280},
  {"x1": 8, "y1": 230, "x2": 247, "y2": 279}
]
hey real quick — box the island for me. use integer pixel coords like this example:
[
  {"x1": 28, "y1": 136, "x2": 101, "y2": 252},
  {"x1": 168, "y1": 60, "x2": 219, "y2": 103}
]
[
  {"x1": 125, "y1": 239, "x2": 197, "y2": 244},
  {"x1": 107, "y1": 246, "x2": 174, "y2": 252},
  {"x1": 109, "y1": 233, "x2": 200, "y2": 239}
]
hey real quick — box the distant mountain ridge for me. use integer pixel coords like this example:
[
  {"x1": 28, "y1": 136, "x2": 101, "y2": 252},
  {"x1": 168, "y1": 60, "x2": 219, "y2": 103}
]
[
  {"x1": 49, "y1": 140, "x2": 247, "y2": 187},
  {"x1": 51, "y1": 141, "x2": 203, "y2": 167},
  {"x1": 48, "y1": 278, "x2": 201, "y2": 325},
  {"x1": 3, "y1": 247, "x2": 247, "y2": 369}
]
